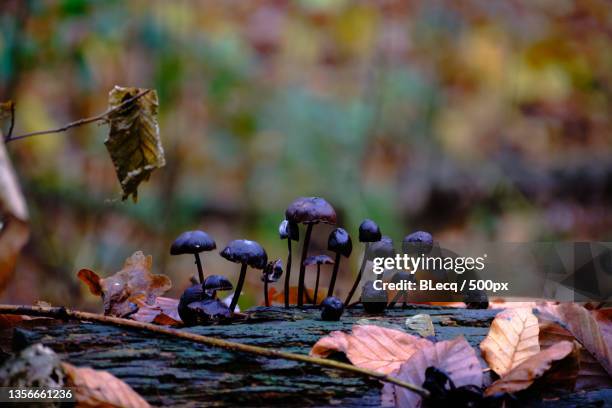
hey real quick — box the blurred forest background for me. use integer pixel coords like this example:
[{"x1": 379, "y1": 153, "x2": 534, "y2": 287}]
[{"x1": 1, "y1": 0, "x2": 611, "y2": 311}]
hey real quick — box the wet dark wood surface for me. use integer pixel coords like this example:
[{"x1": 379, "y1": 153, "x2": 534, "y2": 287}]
[{"x1": 8, "y1": 306, "x2": 612, "y2": 407}]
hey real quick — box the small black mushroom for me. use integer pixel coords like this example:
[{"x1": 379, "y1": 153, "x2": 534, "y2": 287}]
[
  {"x1": 368, "y1": 235, "x2": 395, "y2": 259},
  {"x1": 220, "y1": 239, "x2": 268, "y2": 314},
  {"x1": 345, "y1": 219, "x2": 382, "y2": 305},
  {"x1": 285, "y1": 197, "x2": 337, "y2": 307},
  {"x1": 262, "y1": 259, "x2": 283, "y2": 307},
  {"x1": 387, "y1": 271, "x2": 412, "y2": 308},
  {"x1": 186, "y1": 299, "x2": 231, "y2": 324},
  {"x1": 361, "y1": 280, "x2": 387, "y2": 314},
  {"x1": 320, "y1": 296, "x2": 344, "y2": 321},
  {"x1": 279, "y1": 219, "x2": 299, "y2": 308},
  {"x1": 402, "y1": 231, "x2": 433, "y2": 255},
  {"x1": 170, "y1": 230, "x2": 216, "y2": 283},
  {"x1": 202, "y1": 275, "x2": 233, "y2": 299},
  {"x1": 178, "y1": 284, "x2": 210, "y2": 325},
  {"x1": 326, "y1": 228, "x2": 352, "y2": 297},
  {"x1": 303, "y1": 254, "x2": 334, "y2": 306}
]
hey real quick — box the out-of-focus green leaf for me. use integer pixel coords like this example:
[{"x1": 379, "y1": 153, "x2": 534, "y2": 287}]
[{"x1": 105, "y1": 86, "x2": 165, "y2": 202}]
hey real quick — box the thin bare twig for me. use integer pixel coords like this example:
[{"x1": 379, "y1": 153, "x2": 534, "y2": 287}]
[
  {"x1": 0, "y1": 303, "x2": 429, "y2": 398},
  {"x1": 5, "y1": 89, "x2": 151, "y2": 143}
]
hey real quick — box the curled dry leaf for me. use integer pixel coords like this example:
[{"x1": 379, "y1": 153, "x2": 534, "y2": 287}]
[
  {"x1": 0, "y1": 136, "x2": 29, "y2": 290},
  {"x1": 405, "y1": 314, "x2": 435, "y2": 338},
  {"x1": 105, "y1": 86, "x2": 165, "y2": 202},
  {"x1": 310, "y1": 324, "x2": 432, "y2": 375},
  {"x1": 382, "y1": 336, "x2": 483, "y2": 408},
  {"x1": 480, "y1": 307, "x2": 540, "y2": 377},
  {"x1": 62, "y1": 362, "x2": 150, "y2": 408},
  {"x1": 77, "y1": 251, "x2": 172, "y2": 318},
  {"x1": 484, "y1": 341, "x2": 575, "y2": 396}
]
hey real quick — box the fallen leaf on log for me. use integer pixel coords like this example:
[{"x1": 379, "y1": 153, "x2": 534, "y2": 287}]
[
  {"x1": 130, "y1": 295, "x2": 181, "y2": 326},
  {"x1": 405, "y1": 314, "x2": 435, "y2": 338},
  {"x1": 480, "y1": 307, "x2": 540, "y2": 376},
  {"x1": 62, "y1": 362, "x2": 150, "y2": 408},
  {"x1": 0, "y1": 135, "x2": 29, "y2": 291},
  {"x1": 77, "y1": 251, "x2": 172, "y2": 318},
  {"x1": 382, "y1": 336, "x2": 483, "y2": 408},
  {"x1": 310, "y1": 324, "x2": 432, "y2": 375},
  {"x1": 484, "y1": 341, "x2": 575, "y2": 396},
  {"x1": 105, "y1": 86, "x2": 165, "y2": 202}
]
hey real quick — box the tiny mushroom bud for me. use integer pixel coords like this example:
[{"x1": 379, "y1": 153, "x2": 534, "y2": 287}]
[
  {"x1": 170, "y1": 230, "x2": 216, "y2": 283},
  {"x1": 345, "y1": 219, "x2": 383, "y2": 305},
  {"x1": 178, "y1": 284, "x2": 209, "y2": 326},
  {"x1": 202, "y1": 274, "x2": 233, "y2": 299},
  {"x1": 303, "y1": 254, "x2": 334, "y2": 306},
  {"x1": 279, "y1": 219, "x2": 299, "y2": 308},
  {"x1": 262, "y1": 259, "x2": 283, "y2": 307},
  {"x1": 327, "y1": 228, "x2": 353, "y2": 297},
  {"x1": 285, "y1": 197, "x2": 337, "y2": 307},
  {"x1": 220, "y1": 239, "x2": 268, "y2": 314},
  {"x1": 361, "y1": 280, "x2": 387, "y2": 314},
  {"x1": 402, "y1": 231, "x2": 434, "y2": 255},
  {"x1": 320, "y1": 296, "x2": 344, "y2": 321}
]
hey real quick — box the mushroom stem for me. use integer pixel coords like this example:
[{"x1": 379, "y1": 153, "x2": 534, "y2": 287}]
[
  {"x1": 229, "y1": 263, "x2": 248, "y2": 314},
  {"x1": 284, "y1": 239, "x2": 292, "y2": 308},
  {"x1": 194, "y1": 253, "x2": 205, "y2": 283},
  {"x1": 297, "y1": 223, "x2": 314, "y2": 307},
  {"x1": 264, "y1": 277, "x2": 270, "y2": 307},
  {"x1": 327, "y1": 253, "x2": 341, "y2": 298},
  {"x1": 313, "y1": 264, "x2": 321, "y2": 306},
  {"x1": 344, "y1": 243, "x2": 369, "y2": 306}
]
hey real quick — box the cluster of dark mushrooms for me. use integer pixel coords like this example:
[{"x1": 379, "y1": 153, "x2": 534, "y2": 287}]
[{"x1": 171, "y1": 196, "x2": 474, "y2": 326}]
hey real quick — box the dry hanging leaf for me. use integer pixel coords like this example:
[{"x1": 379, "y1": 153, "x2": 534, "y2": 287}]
[
  {"x1": 480, "y1": 308, "x2": 540, "y2": 376},
  {"x1": 105, "y1": 86, "x2": 165, "y2": 202},
  {"x1": 0, "y1": 135, "x2": 29, "y2": 290},
  {"x1": 77, "y1": 251, "x2": 172, "y2": 317},
  {"x1": 382, "y1": 336, "x2": 483, "y2": 408},
  {"x1": 484, "y1": 341, "x2": 575, "y2": 396},
  {"x1": 540, "y1": 319, "x2": 612, "y2": 391},
  {"x1": 405, "y1": 314, "x2": 435, "y2": 338},
  {"x1": 310, "y1": 324, "x2": 432, "y2": 375},
  {"x1": 62, "y1": 362, "x2": 150, "y2": 408}
]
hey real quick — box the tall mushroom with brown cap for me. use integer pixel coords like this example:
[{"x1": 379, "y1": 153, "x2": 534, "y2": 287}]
[
  {"x1": 285, "y1": 197, "x2": 337, "y2": 307},
  {"x1": 303, "y1": 254, "x2": 334, "y2": 306},
  {"x1": 279, "y1": 219, "x2": 299, "y2": 308},
  {"x1": 344, "y1": 219, "x2": 381, "y2": 305},
  {"x1": 327, "y1": 228, "x2": 352, "y2": 297},
  {"x1": 170, "y1": 230, "x2": 216, "y2": 283},
  {"x1": 220, "y1": 239, "x2": 268, "y2": 314}
]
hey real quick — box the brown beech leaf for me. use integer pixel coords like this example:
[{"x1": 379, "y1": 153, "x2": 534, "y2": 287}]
[
  {"x1": 540, "y1": 319, "x2": 612, "y2": 391},
  {"x1": 310, "y1": 324, "x2": 432, "y2": 375},
  {"x1": 480, "y1": 307, "x2": 540, "y2": 376},
  {"x1": 268, "y1": 286, "x2": 323, "y2": 305},
  {"x1": 131, "y1": 295, "x2": 181, "y2": 326},
  {"x1": 484, "y1": 341, "x2": 574, "y2": 396},
  {"x1": 77, "y1": 251, "x2": 172, "y2": 317},
  {"x1": 62, "y1": 362, "x2": 150, "y2": 408},
  {"x1": 0, "y1": 136, "x2": 29, "y2": 290},
  {"x1": 382, "y1": 336, "x2": 483, "y2": 408}
]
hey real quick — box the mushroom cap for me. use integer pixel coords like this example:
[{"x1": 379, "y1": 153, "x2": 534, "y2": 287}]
[
  {"x1": 279, "y1": 219, "x2": 299, "y2": 241},
  {"x1": 358, "y1": 219, "x2": 382, "y2": 242},
  {"x1": 402, "y1": 231, "x2": 433, "y2": 254},
  {"x1": 368, "y1": 236, "x2": 395, "y2": 258},
  {"x1": 303, "y1": 254, "x2": 335, "y2": 266},
  {"x1": 178, "y1": 285, "x2": 211, "y2": 325},
  {"x1": 170, "y1": 230, "x2": 216, "y2": 255},
  {"x1": 187, "y1": 299, "x2": 231, "y2": 320},
  {"x1": 320, "y1": 296, "x2": 344, "y2": 321},
  {"x1": 262, "y1": 259, "x2": 284, "y2": 283},
  {"x1": 220, "y1": 239, "x2": 268, "y2": 269},
  {"x1": 202, "y1": 275, "x2": 233, "y2": 292},
  {"x1": 327, "y1": 228, "x2": 352, "y2": 257},
  {"x1": 285, "y1": 197, "x2": 337, "y2": 225}
]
